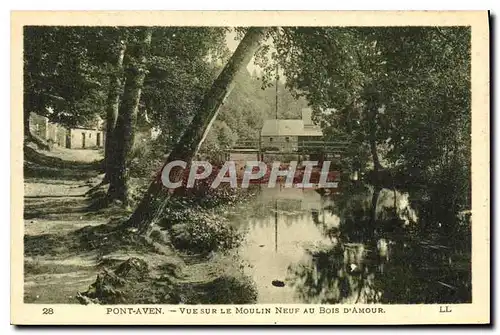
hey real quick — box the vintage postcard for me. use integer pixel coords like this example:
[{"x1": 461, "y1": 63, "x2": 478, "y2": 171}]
[{"x1": 11, "y1": 11, "x2": 490, "y2": 325}]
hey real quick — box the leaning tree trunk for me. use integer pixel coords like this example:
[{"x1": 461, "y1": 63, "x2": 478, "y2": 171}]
[
  {"x1": 103, "y1": 38, "x2": 127, "y2": 184},
  {"x1": 107, "y1": 28, "x2": 153, "y2": 203},
  {"x1": 126, "y1": 27, "x2": 269, "y2": 233}
]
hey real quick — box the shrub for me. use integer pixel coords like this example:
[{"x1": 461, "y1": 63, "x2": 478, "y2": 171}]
[
  {"x1": 169, "y1": 212, "x2": 243, "y2": 254},
  {"x1": 128, "y1": 134, "x2": 166, "y2": 179}
]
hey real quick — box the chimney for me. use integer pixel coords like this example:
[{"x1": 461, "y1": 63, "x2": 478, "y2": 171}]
[{"x1": 302, "y1": 108, "x2": 313, "y2": 126}]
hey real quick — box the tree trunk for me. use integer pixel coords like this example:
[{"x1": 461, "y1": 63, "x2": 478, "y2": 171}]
[
  {"x1": 103, "y1": 38, "x2": 127, "y2": 184},
  {"x1": 368, "y1": 105, "x2": 383, "y2": 173},
  {"x1": 393, "y1": 187, "x2": 398, "y2": 218},
  {"x1": 370, "y1": 186, "x2": 381, "y2": 225},
  {"x1": 364, "y1": 85, "x2": 383, "y2": 174},
  {"x1": 126, "y1": 27, "x2": 269, "y2": 232},
  {"x1": 107, "y1": 28, "x2": 153, "y2": 203}
]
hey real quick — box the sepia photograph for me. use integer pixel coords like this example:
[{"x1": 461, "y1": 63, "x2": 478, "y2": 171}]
[{"x1": 11, "y1": 11, "x2": 490, "y2": 325}]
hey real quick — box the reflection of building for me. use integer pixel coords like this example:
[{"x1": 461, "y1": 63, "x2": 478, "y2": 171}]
[
  {"x1": 29, "y1": 112, "x2": 104, "y2": 149},
  {"x1": 260, "y1": 108, "x2": 323, "y2": 152}
]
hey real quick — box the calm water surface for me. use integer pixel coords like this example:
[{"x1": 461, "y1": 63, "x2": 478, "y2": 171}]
[{"x1": 229, "y1": 185, "x2": 471, "y2": 304}]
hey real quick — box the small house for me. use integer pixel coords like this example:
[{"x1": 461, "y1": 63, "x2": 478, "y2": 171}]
[
  {"x1": 29, "y1": 112, "x2": 104, "y2": 149},
  {"x1": 66, "y1": 127, "x2": 104, "y2": 149},
  {"x1": 260, "y1": 108, "x2": 323, "y2": 153},
  {"x1": 29, "y1": 112, "x2": 67, "y2": 147}
]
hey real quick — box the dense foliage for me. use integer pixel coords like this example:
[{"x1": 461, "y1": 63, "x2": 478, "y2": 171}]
[
  {"x1": 255, "y1": 27, "x2": 471, "y2": 231},
  {"x1": 24, "y1": 26, "x2": 110, "y2": 127},
  {"x1": 24, "y1": 26, "x2": 472, "y2": 231}
]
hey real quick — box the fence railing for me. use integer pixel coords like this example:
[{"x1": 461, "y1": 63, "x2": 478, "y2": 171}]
[{"x1": 229, "y1": 139, "x2": 350, "y2": 154}]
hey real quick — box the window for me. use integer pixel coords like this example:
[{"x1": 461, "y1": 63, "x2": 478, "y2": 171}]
[
  {"x1": 89, "y1": 133, "x2": 92, "y2": 138},
  {"x1": 285, "y1": 137, "x2": 290, "y2": 142},
  {"x1": 269, "y1": 138, "x2": 273, "y2": 142}
]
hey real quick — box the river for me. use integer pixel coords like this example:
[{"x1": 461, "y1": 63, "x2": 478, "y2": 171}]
[{"x1": 228, "y1": 184, "x2": 471, "y2": 304}]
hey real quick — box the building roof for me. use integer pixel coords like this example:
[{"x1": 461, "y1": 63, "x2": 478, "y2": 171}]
[{"x1": 260, "y1": 119, "x2": 323, "y2": 137}]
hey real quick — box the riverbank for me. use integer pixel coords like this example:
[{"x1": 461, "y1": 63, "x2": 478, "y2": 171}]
[{"x1": 24, "y1": 146, "x2": 257, "y2": 304}]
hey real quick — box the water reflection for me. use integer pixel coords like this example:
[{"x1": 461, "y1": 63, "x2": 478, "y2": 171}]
[{"x1": 232, "y1": 184, "x2": 471, "y2": 304}]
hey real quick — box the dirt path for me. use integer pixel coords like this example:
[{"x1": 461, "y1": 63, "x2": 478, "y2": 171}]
[
  {"x1": 24, "y1": 147, "x2": 111, "y2": 303},
  {"x1": 24, "y1": 146, "x2": 256, "y2": 304}
]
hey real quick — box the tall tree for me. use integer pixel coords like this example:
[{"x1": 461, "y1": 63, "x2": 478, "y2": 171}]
[
  {"x1": 23, "y1": 27, "x2": 109, "y2": 131},
  {"x1": 257, "y1": 27, "x2": 470, "y2": 175},
  {"x1": 103, "y1": 36, "x2": 127, "y2": 183},
  {"x1": 107, "y1": 28, "x2": 153, "y2": 203},
  {"x1": 125, "y1": 27, "x2": 270, "y2": 233},
  {"x1": 256, "y1": 26, "x2": 471, "y2": 226}
]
